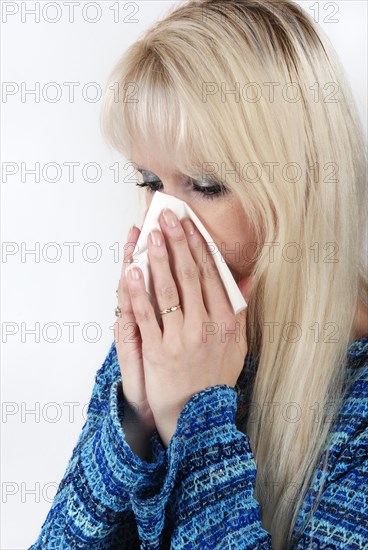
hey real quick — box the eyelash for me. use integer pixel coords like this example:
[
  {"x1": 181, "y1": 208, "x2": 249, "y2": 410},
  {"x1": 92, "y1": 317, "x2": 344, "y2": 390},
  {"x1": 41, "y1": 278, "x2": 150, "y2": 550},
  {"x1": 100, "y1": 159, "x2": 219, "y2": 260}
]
[{"x1": 135, "y1": 177, "x2": 229, "y2": 201}]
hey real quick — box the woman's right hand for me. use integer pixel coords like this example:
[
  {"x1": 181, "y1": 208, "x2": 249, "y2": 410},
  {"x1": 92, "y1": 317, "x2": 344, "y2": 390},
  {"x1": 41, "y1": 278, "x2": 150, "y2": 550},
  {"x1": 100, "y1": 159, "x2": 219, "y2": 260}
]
[{"x1": 115, "y1": 224, "x2": 156, "y2": 436}]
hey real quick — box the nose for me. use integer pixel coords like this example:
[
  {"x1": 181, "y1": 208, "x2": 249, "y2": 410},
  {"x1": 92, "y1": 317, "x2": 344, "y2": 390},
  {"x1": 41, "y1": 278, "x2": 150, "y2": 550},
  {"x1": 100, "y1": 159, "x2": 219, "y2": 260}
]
[{"x1": 142, "y1": 181, "x2": 197, "y2": 222}]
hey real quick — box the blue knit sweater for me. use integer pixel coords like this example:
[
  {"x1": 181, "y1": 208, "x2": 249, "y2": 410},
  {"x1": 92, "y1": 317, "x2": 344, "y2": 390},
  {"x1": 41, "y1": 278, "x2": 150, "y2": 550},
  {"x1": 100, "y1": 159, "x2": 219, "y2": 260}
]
[{"x1": 29, "y1": 337, "x2": 368, "y2": 549}]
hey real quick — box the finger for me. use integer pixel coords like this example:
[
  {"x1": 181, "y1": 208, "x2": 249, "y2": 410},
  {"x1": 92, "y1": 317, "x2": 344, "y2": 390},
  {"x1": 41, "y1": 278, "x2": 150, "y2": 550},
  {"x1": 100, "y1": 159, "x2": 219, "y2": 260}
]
[
  {"x1": 115, "y1": 225, "x2": 141, "y2": 349},
  {"x1": 180, "y1": 217, "x2": 230, "y2": 319},
  {"x1": 147, "y1": 226, "x2": 184, "y2": 340},
  {"x1": 126, "y1": 263, "x2": 162, "y2": 351},
  {"x1": 154, "y1": 209, "x2": 206, "y2": 333}
]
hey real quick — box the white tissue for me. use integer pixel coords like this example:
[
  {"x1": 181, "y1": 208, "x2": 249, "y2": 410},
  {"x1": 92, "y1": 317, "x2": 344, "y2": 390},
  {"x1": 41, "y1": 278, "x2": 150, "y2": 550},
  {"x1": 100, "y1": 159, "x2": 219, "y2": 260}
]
[{"x1": 125, "y1": 191, "x2": 247, "y2": 319}]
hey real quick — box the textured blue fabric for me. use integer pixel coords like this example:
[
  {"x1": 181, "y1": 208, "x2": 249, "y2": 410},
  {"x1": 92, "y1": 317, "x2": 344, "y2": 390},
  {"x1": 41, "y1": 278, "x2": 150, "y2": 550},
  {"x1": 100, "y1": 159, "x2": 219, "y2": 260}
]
[{"x1": 29, "y1": 337, "x2": 368, "y2": 549}]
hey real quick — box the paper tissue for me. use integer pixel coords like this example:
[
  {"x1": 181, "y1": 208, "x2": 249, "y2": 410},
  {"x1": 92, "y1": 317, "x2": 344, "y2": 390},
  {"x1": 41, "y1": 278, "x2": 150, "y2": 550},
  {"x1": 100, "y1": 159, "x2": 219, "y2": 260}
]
[{"x1": 125, "y1": 191, "x2": 247, "y2": 319}]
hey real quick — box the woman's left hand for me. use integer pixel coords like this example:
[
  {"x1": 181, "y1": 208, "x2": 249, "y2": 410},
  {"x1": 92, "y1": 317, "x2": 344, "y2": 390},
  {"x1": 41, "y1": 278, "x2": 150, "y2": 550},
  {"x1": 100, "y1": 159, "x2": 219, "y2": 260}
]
[{"x1": 126, "y1": 207, "x2": 251, "y2": 448}]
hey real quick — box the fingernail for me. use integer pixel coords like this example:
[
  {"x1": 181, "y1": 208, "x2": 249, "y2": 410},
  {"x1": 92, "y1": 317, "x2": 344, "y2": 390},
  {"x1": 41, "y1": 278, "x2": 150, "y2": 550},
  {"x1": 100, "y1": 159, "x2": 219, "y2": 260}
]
[
  {"x1": 149, "y1": 230, "x2": 162, "y2": 246},
  {"x1": 183, "y1": 219, "x2": 195, "y2": 236},
  {"x1": 127, "y1": 224, "x2": 137, "y2": 241},
  {"x1": 128, "y1": 267, "x2": 140, "y2": 281},
  {"x1": 162, "y1": 208, "x2": 178, "y2": 228}
]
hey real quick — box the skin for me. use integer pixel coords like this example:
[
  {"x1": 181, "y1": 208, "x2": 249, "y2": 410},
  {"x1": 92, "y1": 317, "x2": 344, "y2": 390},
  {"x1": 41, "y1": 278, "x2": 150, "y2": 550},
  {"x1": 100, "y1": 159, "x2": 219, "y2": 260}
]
[
  {"x1": 133, "y1": 146, "x2": 258, "y2": 286},
  {"x1": 353, "y1": 302, "x2": 368, "y2": 340},
  {"x1": 117, "y1": 147, "x2": 254, "y2": 447}
]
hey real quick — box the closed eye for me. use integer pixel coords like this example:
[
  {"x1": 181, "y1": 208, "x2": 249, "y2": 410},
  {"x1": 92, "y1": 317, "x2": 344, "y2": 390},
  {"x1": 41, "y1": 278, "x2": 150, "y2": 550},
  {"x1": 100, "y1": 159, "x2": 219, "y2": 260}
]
[{"x1": 135, "y1": 169, "x2": 230, "y2": 201}]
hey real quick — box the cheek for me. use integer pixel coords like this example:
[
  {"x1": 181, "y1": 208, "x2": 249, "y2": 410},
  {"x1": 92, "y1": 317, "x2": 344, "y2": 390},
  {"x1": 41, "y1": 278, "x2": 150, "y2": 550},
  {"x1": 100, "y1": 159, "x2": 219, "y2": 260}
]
[{"x1": 205, "y1": 211, "x2": 256, "y2": 275}]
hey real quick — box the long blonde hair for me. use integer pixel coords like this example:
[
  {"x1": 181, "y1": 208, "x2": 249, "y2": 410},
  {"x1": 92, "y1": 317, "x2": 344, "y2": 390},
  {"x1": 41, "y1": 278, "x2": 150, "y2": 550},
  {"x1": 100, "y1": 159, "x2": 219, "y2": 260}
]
[{"x1": 100, "y1": 1, "x2": 367, "y2": 547}]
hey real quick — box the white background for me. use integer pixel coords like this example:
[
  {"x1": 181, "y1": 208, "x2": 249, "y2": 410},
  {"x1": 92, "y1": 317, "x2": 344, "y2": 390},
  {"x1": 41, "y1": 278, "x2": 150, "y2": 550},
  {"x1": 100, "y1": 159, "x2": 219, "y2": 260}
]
[{"x1": 1, "y1": 1, "x2": 367, "y2": 548}]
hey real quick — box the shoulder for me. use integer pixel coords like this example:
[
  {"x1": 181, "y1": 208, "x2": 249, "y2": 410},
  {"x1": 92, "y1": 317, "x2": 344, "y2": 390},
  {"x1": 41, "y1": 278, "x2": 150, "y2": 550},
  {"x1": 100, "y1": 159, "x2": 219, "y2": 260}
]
[
  {"x1": 342, "y1": 336, "x2": 368, "y2": 416},
  {"x1": 323, "y1": 337, "x2": 368, "y2": 479},
  {"x1": 336, "y1": 336, "x2": 367, "y2": 427},
  {"x1": 346, "y1": 336, "x2": 368, "y2": 375}
]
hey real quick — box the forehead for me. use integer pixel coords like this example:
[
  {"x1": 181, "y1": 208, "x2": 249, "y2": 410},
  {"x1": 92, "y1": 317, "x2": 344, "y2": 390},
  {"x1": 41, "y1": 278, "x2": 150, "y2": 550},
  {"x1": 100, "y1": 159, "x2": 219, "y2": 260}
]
[{"x1": 130, "y1": 142, "x2": 185, "y2": 179}]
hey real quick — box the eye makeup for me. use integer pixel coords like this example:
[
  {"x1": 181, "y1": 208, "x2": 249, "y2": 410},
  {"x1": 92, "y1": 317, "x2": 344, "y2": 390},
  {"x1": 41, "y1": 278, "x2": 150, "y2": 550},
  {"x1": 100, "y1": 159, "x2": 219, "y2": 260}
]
[{"x1": 135, "y1": 168, "x2": 230, "y2": 201}]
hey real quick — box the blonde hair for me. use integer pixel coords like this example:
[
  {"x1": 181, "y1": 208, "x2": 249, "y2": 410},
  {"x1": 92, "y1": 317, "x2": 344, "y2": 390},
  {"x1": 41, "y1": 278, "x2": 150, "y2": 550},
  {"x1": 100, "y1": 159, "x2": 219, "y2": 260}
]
[{"x1": 100, "y1": 1, "x2": 367, "y2": 547}]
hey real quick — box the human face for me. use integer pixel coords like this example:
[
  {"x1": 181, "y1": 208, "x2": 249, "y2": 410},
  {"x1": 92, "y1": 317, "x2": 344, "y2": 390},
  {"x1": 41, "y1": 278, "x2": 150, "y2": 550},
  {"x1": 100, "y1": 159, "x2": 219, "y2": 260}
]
[{"x1": 131, "y1": 145, "x2": 258, "y2": 284}]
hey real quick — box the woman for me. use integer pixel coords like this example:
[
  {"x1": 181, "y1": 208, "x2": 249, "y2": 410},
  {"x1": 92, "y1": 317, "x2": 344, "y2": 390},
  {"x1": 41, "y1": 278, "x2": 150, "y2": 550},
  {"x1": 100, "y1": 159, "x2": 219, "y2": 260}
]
[{"x1": 30, "y1": 0, "x2": 368, "y2": 548}]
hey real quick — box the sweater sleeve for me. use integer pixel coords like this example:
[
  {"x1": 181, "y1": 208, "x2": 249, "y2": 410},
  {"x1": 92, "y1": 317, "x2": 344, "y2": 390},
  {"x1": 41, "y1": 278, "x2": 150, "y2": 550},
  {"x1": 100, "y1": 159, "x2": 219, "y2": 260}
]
[
  {"x1": 166, "y1": 385, "x2": 273, "y2": 548},
  {"x1": 128, "y1": 384, "x2": 273, "y2": 549},
  {"x1": 29, "y1": 340, "x2": 166, "y2": 550}
]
